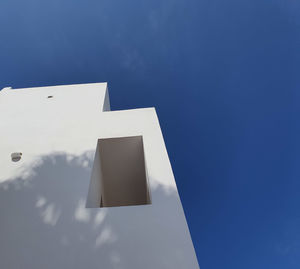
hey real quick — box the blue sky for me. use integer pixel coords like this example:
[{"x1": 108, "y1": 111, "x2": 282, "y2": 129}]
[{"x1": 1, "y1": 0, "x2": 300, "y2": 268}]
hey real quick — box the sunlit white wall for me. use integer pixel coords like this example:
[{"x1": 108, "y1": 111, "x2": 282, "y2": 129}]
[{"x1": 0, "y1": 83, "x2": 199, "y2": 269}]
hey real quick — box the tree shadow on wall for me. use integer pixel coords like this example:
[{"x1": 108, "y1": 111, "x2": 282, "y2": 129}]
[{"x1": 0, "y1": 153, "x2": 198, "y2": 269}]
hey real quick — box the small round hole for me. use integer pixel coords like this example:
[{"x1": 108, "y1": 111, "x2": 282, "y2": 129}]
[
  {"x1": 47, "y1": 95, "x2": 53, "y2": 99},
  {"x1": 11, "y1": 152, "x2": 22, "y2": 162}
]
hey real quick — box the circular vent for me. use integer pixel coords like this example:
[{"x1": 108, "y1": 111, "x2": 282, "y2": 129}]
[{"x1": 11, "y1": 152, "x2": 22, "y2": 162}]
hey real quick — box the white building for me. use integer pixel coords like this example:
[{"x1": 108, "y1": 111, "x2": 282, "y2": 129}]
[{"x1": 0, "y1": 83, "x2": 200, "y2": 269}]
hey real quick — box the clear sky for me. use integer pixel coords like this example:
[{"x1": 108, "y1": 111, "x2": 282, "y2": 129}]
[{"x1": 1, "y1": 0, "x2": 299, "y2": 268}]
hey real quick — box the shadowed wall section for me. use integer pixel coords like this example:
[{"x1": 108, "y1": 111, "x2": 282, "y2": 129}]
[{"x1": 0, "y1": 153, "x2": 198, "y2": 269}]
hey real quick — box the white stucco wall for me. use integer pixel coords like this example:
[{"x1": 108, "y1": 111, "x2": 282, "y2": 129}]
[{"x1": 0, "y1": 83, "x2": 199, "y2": 269}]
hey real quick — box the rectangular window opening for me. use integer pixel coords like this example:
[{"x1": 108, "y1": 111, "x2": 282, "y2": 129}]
[{"x1": 86, "y1": 136, "x2": 151, "y2": 208}]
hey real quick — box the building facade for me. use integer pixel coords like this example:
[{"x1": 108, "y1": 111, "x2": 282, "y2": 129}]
[{"x1": 0, "y1": 83, "x2": 199, "y2": 269}]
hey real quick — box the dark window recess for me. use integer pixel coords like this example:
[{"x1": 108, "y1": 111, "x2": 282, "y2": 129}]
[{"x1": 86, "y1": 136, "x2": 151, "y2": 208}]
